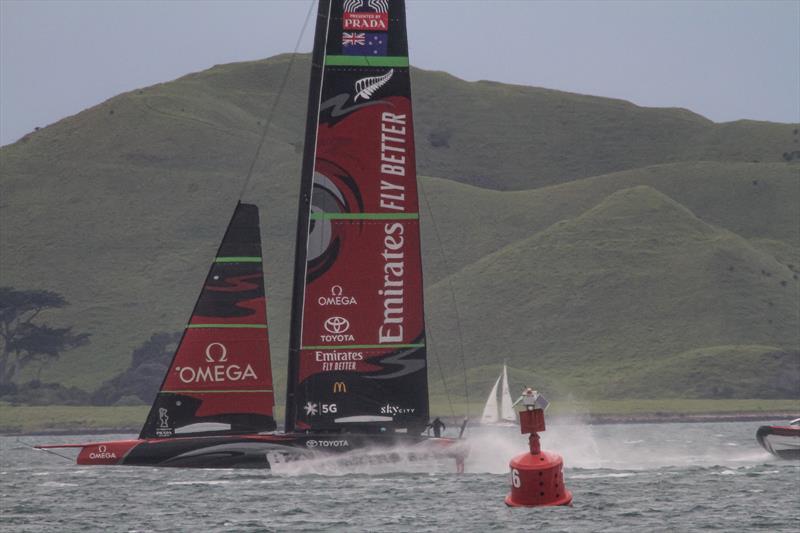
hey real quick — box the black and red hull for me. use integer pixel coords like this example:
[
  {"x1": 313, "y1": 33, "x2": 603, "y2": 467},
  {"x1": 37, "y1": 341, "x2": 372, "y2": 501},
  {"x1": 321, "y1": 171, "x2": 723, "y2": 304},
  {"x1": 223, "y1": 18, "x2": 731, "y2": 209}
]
[
  {"x1": 37, "y1": 432, "x2": 467, "y2": 469},
  {"x1": 756, "y1": 425, "x2": 800, "y2": 460}
]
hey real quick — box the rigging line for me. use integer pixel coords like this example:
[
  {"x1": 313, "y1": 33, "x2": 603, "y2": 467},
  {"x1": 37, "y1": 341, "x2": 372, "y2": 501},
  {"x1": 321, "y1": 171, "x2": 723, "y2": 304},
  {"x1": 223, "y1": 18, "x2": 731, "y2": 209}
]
[
  {"x1": 418, "y1": 177, "x2": 471, "y2": 420},
  {"x1": 237, "y1": 0, "x2": 316, "y2": 201},
  {"x1": 425, "y1": 325, "x2": 457, "y2": 420}
]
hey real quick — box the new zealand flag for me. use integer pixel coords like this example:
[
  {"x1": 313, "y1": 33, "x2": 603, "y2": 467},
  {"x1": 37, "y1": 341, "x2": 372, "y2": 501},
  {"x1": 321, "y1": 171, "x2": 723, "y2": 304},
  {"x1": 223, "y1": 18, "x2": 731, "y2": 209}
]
[{"x1": 342, "y1": 32, "x2": 388, "y2": 56}]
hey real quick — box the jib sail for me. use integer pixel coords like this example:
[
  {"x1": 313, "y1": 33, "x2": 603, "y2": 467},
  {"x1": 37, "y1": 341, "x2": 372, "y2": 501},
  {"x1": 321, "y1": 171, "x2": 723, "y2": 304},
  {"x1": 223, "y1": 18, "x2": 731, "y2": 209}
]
[
  {"x1": 286, "y1": 0, "x2": 428, "y2": 432},
  {"x1": 141, "y1": 202, "x2": 276, "y2": 438}
]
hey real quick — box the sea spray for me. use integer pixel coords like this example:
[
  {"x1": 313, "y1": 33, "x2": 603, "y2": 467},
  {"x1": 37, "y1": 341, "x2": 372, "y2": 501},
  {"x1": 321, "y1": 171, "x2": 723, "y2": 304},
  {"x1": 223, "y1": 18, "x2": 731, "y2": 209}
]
[{"x1": 462, "y1": 420, "x2": 776, "y2": 472}]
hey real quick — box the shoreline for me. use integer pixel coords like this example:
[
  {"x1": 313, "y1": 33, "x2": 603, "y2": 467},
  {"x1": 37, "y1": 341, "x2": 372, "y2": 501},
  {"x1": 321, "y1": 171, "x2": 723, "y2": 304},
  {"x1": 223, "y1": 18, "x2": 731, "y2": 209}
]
[{"x1": 3, "y1": 411, "x2": 796, "y2": 437}]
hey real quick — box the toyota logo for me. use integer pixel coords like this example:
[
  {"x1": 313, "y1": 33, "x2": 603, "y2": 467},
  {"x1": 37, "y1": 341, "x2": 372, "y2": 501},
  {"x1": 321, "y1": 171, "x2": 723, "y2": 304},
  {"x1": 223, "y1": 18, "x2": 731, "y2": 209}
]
[
  {"x1": 306, "y1": 439, "x2": 318, "y2": 448},
  {"x1": 324, "y1": 316, "x2": 350, "y2": 334}
]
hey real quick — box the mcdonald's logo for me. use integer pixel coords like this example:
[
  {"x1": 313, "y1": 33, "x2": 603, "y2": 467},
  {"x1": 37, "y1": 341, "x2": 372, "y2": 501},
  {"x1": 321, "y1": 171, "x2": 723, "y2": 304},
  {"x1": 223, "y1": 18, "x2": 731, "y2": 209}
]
[{"x1": 333, "y1": 382, "x2": 347, "y2": 393}]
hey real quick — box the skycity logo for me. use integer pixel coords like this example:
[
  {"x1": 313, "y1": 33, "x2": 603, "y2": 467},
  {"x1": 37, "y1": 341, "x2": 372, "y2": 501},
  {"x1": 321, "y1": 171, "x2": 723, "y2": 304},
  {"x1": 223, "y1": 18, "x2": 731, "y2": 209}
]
[{"x1": 380, "y1": 403, "x2": 416, "y2": 415}]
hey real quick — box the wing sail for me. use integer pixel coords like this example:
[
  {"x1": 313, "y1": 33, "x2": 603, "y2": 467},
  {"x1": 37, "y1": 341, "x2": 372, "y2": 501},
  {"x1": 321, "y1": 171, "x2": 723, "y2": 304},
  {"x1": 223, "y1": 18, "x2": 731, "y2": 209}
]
[{"x1": 140, "y1": 203, "x2": 276, "y2": 439}]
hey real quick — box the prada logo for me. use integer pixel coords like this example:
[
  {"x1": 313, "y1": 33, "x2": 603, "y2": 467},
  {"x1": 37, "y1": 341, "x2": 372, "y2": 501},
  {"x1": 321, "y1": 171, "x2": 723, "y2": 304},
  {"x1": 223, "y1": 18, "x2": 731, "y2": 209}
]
[{"x1": 333, "y1": 382, "x2": 347, "y2": 394}]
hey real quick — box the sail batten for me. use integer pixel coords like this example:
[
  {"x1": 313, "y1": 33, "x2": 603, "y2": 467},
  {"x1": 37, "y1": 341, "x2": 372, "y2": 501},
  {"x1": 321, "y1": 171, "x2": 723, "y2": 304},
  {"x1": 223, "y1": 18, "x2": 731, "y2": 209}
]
[{"x1": 287, "y1": 0, "x2": 428, "y2": 433}]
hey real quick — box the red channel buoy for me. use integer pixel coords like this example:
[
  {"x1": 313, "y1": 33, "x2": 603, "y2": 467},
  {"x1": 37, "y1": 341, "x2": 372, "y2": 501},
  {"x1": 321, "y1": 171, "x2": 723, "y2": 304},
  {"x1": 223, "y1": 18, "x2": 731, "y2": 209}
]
[{"x1": 505, "y1": 390, "x2": 572, "y2": 507}]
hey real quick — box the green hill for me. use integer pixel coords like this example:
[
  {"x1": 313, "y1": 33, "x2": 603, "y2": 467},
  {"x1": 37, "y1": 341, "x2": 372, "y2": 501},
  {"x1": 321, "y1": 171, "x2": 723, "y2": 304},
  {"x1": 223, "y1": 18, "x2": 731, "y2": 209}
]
[
  {"x1": 0, "y1": 54, "x2": 797, "y2": 403},
  {"x1": 425, "y1": 186, "x2": 798, "y2": 400}
]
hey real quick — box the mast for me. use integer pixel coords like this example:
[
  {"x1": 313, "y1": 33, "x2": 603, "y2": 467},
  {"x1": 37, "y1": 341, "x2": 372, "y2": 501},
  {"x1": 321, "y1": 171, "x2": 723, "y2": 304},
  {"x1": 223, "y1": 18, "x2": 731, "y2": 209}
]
[{"x1": 286, "y1": 0, "x2": 333, "y2": 433}]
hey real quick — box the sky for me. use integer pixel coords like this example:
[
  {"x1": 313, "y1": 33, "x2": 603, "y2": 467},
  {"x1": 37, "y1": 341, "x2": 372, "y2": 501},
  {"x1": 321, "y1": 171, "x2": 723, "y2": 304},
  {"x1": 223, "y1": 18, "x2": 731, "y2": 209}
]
[{"x1": 1, "y1": 0, "x2": 798, "y2": 146}]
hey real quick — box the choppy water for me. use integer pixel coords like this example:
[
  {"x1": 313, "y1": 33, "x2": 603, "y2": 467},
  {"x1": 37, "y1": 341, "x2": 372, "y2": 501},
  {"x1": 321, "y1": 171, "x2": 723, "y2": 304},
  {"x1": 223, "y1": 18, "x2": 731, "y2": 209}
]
[{"x1": 2, "y1": 421, "x2": 798, "y2": 532}]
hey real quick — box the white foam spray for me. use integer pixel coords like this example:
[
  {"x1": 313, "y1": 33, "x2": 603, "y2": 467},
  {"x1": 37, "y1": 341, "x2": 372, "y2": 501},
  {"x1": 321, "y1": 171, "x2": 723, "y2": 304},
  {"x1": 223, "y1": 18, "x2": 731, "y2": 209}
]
[{"x1": 460, "y1": 419, "x2": 773, "y2": 474}]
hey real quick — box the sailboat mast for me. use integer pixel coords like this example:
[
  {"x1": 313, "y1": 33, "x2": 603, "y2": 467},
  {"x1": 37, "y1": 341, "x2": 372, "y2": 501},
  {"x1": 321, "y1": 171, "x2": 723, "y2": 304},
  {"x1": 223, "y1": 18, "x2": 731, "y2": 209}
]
[{"x1": 286, "y1": 0, "x2": 332, "y2": 433}]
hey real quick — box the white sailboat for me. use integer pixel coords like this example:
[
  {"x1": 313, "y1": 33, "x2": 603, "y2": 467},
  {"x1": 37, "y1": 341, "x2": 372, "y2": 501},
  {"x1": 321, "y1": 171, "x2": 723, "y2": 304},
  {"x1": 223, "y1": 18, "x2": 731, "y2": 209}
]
[{"x1": 480, "y1": 364, "x2": 517, "y2": 426}]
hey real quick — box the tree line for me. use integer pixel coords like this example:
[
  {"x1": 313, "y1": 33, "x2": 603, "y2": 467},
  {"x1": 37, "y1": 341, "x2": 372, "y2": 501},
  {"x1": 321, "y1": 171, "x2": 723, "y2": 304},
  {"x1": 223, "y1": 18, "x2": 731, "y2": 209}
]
[{"x1": 0, "y1": 286, "x2": 176, "y2": 406}]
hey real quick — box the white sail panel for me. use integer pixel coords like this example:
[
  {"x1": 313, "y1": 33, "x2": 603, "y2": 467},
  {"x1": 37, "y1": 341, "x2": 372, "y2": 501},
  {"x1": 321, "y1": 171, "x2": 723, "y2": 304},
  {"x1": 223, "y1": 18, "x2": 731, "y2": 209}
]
[
  {"x1": 481, "y1": 375, "x2": 501, "y2": 424},
  {"x1": 500, "y1": 364, "x2": 516, "y2": 422}
]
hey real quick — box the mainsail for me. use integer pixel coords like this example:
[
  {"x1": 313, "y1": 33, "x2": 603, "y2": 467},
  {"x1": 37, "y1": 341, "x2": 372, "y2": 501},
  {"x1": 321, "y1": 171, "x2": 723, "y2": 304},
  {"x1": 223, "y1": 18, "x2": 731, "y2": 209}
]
[
  {"x1": 481, "y1": 376, "x2": 502, "y2": 424},
  {"x1": 141, "y1": 203, "x2": 276, "y2": 438},
  {"x1": 481, "y1": 364, "x2": 517, "y2": 425},
  {"x1": 286, "y1": 0, "x2": 428, "y2": 432},
  {"x1": 500, "y1": 364, "x2": 516, "y2": 422}
]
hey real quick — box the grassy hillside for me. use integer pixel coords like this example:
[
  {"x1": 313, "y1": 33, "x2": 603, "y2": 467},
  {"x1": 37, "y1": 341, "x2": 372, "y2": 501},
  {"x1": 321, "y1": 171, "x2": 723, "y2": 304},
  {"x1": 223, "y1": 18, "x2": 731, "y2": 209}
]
[
  {"x1": 419, "y1": 162, "x2": 799, "y2": 285},
  {"x1": 425, "y1": 186, "x2": 798, "y2": 400},
  {"x1": 0, "y1": 55, "x2": 797, "y2": 404}
]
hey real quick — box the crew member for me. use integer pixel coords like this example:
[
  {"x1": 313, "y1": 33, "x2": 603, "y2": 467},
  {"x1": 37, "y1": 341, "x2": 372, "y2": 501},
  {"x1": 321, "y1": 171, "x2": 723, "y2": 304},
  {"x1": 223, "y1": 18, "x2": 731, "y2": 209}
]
[{"x1": 427, "y1": 417, "x2": 446, "y2": 438}]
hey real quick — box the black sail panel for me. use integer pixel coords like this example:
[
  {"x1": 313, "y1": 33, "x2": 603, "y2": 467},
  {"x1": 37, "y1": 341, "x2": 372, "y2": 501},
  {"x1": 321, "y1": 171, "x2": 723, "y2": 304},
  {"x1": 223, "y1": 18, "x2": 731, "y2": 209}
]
[
  {"x1": 287, "y1": 0, "x2": 429, "y2": 433},
  {"x1": 140, "y1": 203, "x2": 276, "y2": 439}
]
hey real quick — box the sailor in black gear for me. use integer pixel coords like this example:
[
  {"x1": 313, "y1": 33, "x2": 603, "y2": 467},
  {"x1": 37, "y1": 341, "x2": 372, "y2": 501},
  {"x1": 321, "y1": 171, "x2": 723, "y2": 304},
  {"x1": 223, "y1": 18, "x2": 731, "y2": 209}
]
[{"x1": 427, "y1": 417, "x2": 446, "y2": 438}]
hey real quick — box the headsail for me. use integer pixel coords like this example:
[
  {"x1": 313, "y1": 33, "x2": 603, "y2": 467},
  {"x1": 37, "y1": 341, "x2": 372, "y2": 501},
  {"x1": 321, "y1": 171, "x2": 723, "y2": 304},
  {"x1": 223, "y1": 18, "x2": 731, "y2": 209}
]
[
  {"x1": 140, "y1": 203, "x2": 276, "y2": 438},
  {"x1": 286, "y1": 0, "x2": 428, "y2": 432}
]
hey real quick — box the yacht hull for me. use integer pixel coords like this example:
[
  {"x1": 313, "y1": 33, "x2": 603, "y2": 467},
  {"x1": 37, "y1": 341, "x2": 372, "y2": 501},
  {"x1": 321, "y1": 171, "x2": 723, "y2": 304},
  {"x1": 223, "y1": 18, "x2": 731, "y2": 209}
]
[
  {"x1": 756, "y1": 425, "x2": 800, "y2": 460},
  {"x1": 37, "y1": 433, "x2": 467, "y2": 469}
]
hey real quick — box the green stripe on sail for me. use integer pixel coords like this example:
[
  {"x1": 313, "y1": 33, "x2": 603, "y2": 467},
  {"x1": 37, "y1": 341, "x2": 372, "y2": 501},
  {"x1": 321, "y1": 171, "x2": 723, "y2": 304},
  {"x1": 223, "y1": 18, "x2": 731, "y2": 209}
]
[
  {"x1": 302, "y1": 343, "x2": 425, "y2": 350},
  {"x1": 187, "y1": 324, "x2": 267, "y2": 329},
  {"x1": 214, "y1": 256, "x2": 261, "y2": 263},
  {"x1": 325, "y1": 55, "x2": 409, "y2": 67},
  {"x1": 309, "y1": 212, "x2": 418, "y2": 220}
]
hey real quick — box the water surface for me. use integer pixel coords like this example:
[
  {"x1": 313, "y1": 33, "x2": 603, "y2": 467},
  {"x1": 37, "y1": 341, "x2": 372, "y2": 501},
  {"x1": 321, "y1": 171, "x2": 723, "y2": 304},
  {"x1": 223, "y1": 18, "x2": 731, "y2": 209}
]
[{"x1": 2, "y1": 421, "x2": 798, "y2": 532}]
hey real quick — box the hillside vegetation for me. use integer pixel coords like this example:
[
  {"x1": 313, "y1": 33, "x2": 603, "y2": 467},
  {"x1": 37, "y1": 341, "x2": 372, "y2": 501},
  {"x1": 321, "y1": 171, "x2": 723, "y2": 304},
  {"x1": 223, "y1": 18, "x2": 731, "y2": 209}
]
[{"x1": 0, "y1": 54, "x2": 797, "y2": 404}]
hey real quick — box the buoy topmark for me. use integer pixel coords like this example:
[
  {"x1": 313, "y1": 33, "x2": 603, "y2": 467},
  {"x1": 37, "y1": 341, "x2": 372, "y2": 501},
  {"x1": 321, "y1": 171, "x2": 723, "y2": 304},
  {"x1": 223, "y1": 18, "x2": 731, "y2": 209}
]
[{"x1": 505, "y1": 389, "x2": 572, "y2": 507}]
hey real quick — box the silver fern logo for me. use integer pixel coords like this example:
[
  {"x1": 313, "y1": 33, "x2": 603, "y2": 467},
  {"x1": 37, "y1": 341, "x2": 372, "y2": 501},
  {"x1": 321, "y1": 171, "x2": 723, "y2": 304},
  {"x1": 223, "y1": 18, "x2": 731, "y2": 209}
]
[{"x1": 354, "y1": 69, "x2": 394, "y2": 102}]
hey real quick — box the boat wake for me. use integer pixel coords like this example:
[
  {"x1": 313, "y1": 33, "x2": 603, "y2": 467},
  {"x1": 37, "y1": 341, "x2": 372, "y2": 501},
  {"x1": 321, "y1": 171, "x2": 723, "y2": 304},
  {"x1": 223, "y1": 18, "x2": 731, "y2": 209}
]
[
  {"x1": 267, "y1": 445, "x2": 465, "y2": 476},
  {"x1": 461, "y1": 421, "x2": 774, "y2": 474}
]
